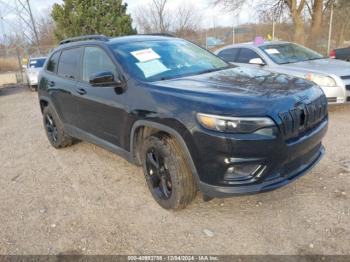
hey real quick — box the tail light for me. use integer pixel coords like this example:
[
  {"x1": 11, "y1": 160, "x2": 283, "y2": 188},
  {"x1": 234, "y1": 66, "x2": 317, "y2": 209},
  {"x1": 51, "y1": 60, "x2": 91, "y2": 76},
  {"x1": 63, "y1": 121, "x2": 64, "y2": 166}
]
[{"x1": 329, "y1": 49, "x2": 336, "y2": 59}]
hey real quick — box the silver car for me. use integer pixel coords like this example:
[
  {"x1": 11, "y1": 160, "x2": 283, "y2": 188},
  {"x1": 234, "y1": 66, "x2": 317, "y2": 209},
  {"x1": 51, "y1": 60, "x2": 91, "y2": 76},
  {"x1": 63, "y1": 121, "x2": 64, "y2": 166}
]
[
  {"x1": 215, "y1": 41, "x2": 350, "y2": 104},
  {"x1": 25, "y1": 57, "x2": 46, "y2": 91}
]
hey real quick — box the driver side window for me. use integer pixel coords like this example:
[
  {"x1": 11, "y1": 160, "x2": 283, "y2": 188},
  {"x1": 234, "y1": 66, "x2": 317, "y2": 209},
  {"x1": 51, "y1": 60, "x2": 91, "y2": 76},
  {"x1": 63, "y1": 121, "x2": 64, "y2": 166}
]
[
  {"x1": 82, "y1": 46, "x2": 118, "y2": 82},
  {"x1": 236, "y1": 48, "x2": 262, "y2": 63}
]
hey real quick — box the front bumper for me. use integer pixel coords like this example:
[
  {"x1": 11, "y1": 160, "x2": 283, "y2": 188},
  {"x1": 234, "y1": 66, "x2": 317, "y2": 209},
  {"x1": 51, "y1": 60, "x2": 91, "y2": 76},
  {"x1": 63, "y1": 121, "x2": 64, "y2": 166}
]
[
  {"x1": 199, "y1": 146, "x2": 324, "y2": 197},
  {"x1": 26, "y1": 73, "x2": 38, "y2": 86},
  {"x1": 192, "y1": 118, "x2": 328, "y2": 198},
  {"x1": 320, "y1": 85, "x2": 348, "y2": 104}
]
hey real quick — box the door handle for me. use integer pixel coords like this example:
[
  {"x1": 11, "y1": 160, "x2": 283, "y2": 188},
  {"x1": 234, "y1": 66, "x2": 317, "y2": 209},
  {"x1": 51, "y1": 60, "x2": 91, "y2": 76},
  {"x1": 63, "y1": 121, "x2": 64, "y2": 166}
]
[
  {"x1": 48, "y1": 81, "x2": 55, "y2": 87},
  {"x1": 76, "y1": 88, "x2": 87, "y2": 95}
]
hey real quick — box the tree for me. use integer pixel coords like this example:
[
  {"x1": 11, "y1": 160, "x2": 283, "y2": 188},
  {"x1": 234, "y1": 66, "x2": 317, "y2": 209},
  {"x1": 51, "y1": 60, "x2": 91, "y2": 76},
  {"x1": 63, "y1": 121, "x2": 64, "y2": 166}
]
[
  {"x1": 51, "y1": 0, "x2": 136, "y2": 41},
  {"x1": 213, "y1": 0, "x2": 307, "y2": 43},
  {"x1": 212, "y1": 0, "x2": 335, "y2": 45},
  {"x1": 135, "y1": 0, "x2": 172, "y2": 33},
  {"x1": 174, "y1": 3, "x2": 202, "y2": 37},
  {"x1": 331, "y1": 0, "x2": 350, "y2": 46},
  {"x1": 134, "y1": 0, "x2": 202, "y2": 37}
]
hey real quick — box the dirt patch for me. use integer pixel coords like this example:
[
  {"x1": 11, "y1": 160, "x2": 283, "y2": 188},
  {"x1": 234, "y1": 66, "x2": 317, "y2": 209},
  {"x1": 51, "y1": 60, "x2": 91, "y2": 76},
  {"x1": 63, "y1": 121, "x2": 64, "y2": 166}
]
[{"x1": 0, "y1": 86, "x2": 349, "y2": 255}]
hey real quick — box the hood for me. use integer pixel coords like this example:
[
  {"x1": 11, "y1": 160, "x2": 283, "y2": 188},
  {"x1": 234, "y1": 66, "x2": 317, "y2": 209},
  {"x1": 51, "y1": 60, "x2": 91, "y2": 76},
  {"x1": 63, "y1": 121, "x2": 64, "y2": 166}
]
[
  {"x1": 154, "y1": 67, "x2": 316, "y2": 98},
  {"x1": 280, "y1": 58, "x2": 350, "y2": 77},
  {"x1": 150, "y1": 67, "x2": 324, "y2": 116}
]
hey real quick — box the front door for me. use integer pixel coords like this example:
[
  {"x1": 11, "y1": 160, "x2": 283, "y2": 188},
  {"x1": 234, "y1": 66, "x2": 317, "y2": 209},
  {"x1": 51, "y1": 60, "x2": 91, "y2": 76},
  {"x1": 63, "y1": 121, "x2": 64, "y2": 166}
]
[{"x1": 74, "y1": 46, "x2": 127, "y2": 147}]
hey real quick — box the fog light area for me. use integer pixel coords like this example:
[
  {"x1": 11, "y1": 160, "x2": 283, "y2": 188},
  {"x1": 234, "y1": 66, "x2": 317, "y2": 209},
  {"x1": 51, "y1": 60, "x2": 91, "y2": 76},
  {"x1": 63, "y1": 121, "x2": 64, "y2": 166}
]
[{"x1": 224, "y1": 164, "x2": 264, "y2": 181}]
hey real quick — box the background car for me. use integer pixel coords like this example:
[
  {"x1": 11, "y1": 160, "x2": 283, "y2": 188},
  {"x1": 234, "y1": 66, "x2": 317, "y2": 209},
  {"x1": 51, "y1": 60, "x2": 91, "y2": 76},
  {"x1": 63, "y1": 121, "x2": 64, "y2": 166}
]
[
  {"x1": 330, "y1": 46, "x2": 350, "y2": 62},
  {"x1": 25, "y1": 56, "x2": 46, "y2": 91},
  {"x1": 215, "y1": 41, "x2": 350, "y2": 104}
]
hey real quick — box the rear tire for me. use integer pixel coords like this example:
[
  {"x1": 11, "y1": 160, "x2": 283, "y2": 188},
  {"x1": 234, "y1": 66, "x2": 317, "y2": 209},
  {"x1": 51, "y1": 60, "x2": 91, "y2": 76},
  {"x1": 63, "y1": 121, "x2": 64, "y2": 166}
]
[
  {"x1": 43, "y1": 105, "x2": 73, "y2": 148},
  {"x1": 29, "y1": 85, "x2": 37, "y2": 92},
  {"x1": 141, "y1": 135, "x2": 197, "y2": 210}
]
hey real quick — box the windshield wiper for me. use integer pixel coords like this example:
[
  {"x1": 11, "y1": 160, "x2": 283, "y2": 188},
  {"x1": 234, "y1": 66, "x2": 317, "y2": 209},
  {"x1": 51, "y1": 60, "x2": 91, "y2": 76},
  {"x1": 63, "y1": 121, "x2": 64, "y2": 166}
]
[{"x1": 197, "y1": 66, "x2": 230, "y2": 75}]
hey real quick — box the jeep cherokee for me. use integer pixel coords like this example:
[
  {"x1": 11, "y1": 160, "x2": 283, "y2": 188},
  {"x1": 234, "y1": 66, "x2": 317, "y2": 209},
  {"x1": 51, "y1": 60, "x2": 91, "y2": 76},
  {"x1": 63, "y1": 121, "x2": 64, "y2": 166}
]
[{"x1": 38, "y1": 34, "x2": 328, "y2": 210}]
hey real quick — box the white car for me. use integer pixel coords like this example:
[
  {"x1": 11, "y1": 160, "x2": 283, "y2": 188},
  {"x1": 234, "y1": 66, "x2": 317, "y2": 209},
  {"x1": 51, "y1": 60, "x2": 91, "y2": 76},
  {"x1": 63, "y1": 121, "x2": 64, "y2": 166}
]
[
  {"x1": 215, "y1": 41, "x2": 350, "y2": 104},
  {"x1": 25, "y1": 57, "x2": 46, "y2": 91}
]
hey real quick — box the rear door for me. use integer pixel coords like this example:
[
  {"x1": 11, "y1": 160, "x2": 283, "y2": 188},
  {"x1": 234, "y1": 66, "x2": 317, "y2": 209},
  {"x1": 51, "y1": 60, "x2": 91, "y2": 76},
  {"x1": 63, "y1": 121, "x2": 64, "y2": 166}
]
[
  {"x1": 74, "y1": 45, "x2": 127, "y2": 147},
  {"x1": 47, "y1": 47, "x2": 83, "y2": 126}
]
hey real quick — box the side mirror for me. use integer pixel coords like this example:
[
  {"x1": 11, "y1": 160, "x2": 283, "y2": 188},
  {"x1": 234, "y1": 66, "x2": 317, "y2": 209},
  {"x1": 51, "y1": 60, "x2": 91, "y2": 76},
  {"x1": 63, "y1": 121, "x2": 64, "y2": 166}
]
[
  {"x1": 249, "y1": 58, "x2": 265, "y2": 66},
  {"x1": 89, "y1": 71, "x2": 123, "y2": 88},
  {"x1": 22, "y1": 65, "x2": 27, "y2": 70}
]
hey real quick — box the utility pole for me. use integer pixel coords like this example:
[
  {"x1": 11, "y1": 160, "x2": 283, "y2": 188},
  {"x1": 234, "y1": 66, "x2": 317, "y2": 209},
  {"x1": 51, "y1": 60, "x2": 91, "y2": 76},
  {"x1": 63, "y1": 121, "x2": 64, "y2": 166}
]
[
  {"x1": 232, "y1": 26, "x2": 235, "y2": 44},
  {"x1": 0, "y1": 8, "x2": 8, "y2": 57},
  {"x1": 327, "y1": 0, "x2": 334, "y2": 55},
  {"x1": 232, "y1": 11, "x2": 235, "y2": 44},
  {"x1": 25, "y1": 0, "x2": 40, "y2": 54}
]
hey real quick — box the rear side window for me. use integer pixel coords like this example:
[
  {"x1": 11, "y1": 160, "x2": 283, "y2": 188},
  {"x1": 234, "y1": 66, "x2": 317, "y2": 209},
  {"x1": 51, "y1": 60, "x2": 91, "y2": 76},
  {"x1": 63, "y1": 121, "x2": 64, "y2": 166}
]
[
  {"x1": 82, "y1": 46, "x2": 118, "y2": 82},
  {"x1": 57, "y1": 48, "x2": 82, "y2": 79},
  {"x1": 46, "y1": 52, "x2": 60, "y2": 72},
  {"x1": 218, "y1": 48, "x2": 240, "y2": 62},
  {"x1": 236, "y1": 48, "x2": 261, "y2": 63}
]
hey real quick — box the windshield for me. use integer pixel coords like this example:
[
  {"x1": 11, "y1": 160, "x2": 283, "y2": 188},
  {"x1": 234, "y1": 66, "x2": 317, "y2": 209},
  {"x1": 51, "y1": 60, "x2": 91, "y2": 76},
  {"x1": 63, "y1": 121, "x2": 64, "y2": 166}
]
[
  {"x1": 28, "y1": 58, "x2": 46, "y2": 68},
  {"x1": 112, "y1": 39, "x2": 229, "y2": 81},
  {"x1": 260, "y1": 43, "x2": 323, "y2": 64}
]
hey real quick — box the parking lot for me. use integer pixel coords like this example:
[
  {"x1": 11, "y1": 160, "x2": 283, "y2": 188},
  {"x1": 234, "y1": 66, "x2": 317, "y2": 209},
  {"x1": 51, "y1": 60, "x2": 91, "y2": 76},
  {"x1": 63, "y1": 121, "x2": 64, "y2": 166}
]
[{"x1": 0, "y1": 85, "x2": 349, "y2": 255}]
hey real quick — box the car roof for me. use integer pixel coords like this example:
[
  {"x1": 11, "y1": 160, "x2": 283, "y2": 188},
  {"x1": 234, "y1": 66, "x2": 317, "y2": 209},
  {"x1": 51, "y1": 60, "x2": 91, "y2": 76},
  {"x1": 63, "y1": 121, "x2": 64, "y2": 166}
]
[
  {"x1": 56, "y1": 35, "x2": 177, "y2": 50},
  {"x1": 108, "y1": 35, "x2": 176, "y2": 45},
  {"x1": 218, "y1": 40, "x2": 291, "y2": 51},
  {"x1": 29, "y1": 56, "x2": 46, "y2": 60}
]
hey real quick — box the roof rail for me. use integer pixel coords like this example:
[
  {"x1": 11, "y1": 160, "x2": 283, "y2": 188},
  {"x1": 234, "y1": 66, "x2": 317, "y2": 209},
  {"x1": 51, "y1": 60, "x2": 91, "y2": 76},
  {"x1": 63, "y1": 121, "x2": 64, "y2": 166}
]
[{"x1": 59, "y1": 35, "x2": 109, "y2": 45}]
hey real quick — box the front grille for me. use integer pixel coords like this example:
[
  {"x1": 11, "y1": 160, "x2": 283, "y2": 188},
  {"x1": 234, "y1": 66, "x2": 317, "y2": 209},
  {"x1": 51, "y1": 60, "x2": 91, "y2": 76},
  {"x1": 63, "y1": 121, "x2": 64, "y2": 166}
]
[
  {"x1": 279, "y1": 96, "x2": 327, "y2": 140},
  {"x1": 341, "y1": 75, "x2": 350, "y2": 80},
  {"x1": 346, "y1": 85, "x2": 350, "y2": 91},
  {"x1": 327, "y1": 97, "x2": 337, "y2": 103}
]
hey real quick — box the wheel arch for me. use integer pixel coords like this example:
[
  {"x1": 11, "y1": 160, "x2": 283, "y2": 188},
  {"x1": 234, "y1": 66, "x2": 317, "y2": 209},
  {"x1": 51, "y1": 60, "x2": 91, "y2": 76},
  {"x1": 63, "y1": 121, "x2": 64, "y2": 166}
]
[{"x1": 130, "y1": 120, "x2": 200, "y2": 184}]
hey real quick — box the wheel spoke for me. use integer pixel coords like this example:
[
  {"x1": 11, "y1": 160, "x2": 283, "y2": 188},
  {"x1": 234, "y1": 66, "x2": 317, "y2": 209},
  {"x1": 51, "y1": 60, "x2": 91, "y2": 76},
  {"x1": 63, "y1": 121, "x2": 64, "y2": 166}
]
[
  {"x1": 145, "y1": 147, "x2": 172, "y2": 200},
  {"x1": 147, "y1": 152, "x2": 159, "y2": 169}
]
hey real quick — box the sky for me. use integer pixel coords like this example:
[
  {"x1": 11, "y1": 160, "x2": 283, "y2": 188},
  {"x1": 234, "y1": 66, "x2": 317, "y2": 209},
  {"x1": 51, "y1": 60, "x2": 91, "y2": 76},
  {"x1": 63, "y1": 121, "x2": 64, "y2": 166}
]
[{"x1": 0, "y1": 0, "x2": 255, "y2": 40}]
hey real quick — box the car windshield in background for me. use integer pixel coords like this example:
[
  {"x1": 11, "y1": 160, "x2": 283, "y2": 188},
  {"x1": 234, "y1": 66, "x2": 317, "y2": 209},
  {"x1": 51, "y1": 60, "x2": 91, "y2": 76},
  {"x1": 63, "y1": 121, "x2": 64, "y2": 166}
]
[
  {"x1": 112, "y1": 39, "x2": 229, "y2": 81},
  {"x1": 260, "y1": 43, "x2": 324, "y2": 64},
  {"x1": 29, "y1": 58, "x2": 46, "y2": 68}
]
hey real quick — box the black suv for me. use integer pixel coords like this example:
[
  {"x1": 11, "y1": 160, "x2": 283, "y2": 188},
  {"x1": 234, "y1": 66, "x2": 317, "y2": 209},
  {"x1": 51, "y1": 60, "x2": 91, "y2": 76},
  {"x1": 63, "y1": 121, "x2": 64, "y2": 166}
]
[{"x1": 38, "y1": 34, "x2": 328, "y2": 209}]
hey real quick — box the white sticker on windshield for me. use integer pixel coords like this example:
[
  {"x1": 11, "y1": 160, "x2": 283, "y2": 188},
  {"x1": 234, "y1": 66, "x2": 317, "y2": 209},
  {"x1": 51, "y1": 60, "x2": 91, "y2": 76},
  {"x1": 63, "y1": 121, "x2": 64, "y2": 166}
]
[
  {"x1": 131, "y1": 48, "x2": 160, "y2": 62},
  {"x1": 30, "y1": 60, "x2": 37, "y2": 64},
  {"x1": 136, "y1": 60, "x2": 169, "y2": 78},
  {"x1": 265, "y1": 48, "x2": 280, "y2": 54}
]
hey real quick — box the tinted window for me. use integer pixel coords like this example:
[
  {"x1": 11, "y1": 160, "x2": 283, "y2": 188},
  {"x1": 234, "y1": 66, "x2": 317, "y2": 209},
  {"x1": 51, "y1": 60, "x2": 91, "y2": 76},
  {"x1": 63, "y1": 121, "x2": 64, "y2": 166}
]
[
  {"x1": 29, "y1": 58, "x2": 46, "y2": 68},
  {"x1": 57, "y1": 48, "x2": 82, "y2": 79},
  {"x1": 236, "y1": 48, "x2": 261, "y2": 63},
  {"x1": 218, "y1": 48, "x2": 240, "y2": 62},
  {"x1": 82, "y1": 46, "x2": 118, "y2": 82},
  {"x1": 46, "y1": 52, "x2": 60, "y2": 72}
]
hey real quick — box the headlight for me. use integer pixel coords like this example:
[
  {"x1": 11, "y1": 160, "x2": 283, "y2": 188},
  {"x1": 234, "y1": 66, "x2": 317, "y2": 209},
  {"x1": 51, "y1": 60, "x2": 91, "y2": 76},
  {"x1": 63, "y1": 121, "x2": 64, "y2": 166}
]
[
  {"x1": 306, "y1": 73, "x2": 337, "y2": 87},
  {"x1": 196, "y1": 113, "x2": 276, "y2": 134}
]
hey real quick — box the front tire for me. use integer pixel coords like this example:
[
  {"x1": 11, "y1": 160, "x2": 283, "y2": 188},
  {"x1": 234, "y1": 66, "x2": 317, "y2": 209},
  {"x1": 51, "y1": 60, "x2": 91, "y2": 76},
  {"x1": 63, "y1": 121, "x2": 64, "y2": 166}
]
[
  {"x1": 141, "y1": 135, "x2": 197, "y2": 210},
  {"x1": 42, "y1": 105, "x2": 73, "y2": 148}
]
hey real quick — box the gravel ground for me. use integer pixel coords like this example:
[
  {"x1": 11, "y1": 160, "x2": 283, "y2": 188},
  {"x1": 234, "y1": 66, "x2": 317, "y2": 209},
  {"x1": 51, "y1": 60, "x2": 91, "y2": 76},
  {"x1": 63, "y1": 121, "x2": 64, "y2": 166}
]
[{"x1": 0, "y1": 85, "x2": 349, "y2": 255}]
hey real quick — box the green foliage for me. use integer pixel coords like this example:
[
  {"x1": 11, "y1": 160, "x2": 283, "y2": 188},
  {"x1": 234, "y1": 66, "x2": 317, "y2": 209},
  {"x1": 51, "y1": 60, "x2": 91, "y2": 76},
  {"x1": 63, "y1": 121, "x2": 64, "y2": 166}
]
[{"x1": 51, "y1": 0, "x2": 136, "y2": 41}]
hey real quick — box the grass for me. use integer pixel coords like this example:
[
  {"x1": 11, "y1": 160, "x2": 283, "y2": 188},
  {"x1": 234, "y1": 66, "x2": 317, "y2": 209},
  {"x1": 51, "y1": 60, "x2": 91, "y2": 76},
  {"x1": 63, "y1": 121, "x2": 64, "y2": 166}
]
[{"x1": 0, "y1": 57, "x2": 20, "y2": 72}]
